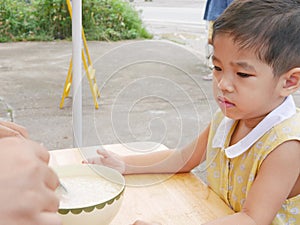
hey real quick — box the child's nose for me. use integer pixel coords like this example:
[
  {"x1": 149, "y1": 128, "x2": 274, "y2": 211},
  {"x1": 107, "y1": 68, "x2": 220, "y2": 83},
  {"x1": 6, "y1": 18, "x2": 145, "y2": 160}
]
[{"x1": 217, "y1": 74, "x2": 234, "y2": 93}]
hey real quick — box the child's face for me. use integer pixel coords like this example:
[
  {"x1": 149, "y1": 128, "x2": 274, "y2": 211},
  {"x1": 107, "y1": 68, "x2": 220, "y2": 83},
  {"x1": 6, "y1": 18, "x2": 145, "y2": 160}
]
[{"x1": 212, "y1": 34, "x2": 285, "y2": 121}]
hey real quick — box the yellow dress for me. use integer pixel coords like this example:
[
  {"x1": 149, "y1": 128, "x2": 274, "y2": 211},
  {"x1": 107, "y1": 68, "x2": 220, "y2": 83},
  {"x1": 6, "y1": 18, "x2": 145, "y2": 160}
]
[{"x1": 207, "y1": 108, "x2": 300, "y2": 225}]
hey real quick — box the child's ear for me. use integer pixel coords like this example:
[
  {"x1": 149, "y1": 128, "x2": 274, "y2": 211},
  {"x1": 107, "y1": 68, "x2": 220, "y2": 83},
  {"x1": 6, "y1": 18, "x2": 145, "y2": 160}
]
[{"x1": 280, "y1": 67, "x2": 300, "y2": 96}]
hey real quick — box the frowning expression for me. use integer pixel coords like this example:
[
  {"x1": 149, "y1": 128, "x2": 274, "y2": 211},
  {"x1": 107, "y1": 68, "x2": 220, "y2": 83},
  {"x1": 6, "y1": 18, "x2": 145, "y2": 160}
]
[{"x1": 212, "y1": 34, "x2": 285, "y2": 121}]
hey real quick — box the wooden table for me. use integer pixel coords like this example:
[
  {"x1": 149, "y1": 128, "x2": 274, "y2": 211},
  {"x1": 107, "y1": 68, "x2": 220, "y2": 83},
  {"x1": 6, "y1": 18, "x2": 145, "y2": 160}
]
[{"x1": 50, "y1": 142, "x2": 233, "y2": 225}]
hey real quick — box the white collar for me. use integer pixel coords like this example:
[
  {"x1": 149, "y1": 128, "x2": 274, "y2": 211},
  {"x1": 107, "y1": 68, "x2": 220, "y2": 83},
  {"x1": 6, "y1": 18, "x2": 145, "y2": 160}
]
[{"x1": 212, "y1": 95, "x2": 296, "y2": 158}]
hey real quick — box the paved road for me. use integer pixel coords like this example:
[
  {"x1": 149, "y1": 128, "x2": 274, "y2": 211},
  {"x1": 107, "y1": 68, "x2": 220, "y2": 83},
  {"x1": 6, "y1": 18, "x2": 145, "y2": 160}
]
[
  {"x1": 137, "y1": 7, "x2": 205, "y2": 32},
  {"x1": 0, "y1": 40, "x2": 215, "y2": 151},
  {"x1": 130, "y1": 0, "x2": 205, "y2": 8}
]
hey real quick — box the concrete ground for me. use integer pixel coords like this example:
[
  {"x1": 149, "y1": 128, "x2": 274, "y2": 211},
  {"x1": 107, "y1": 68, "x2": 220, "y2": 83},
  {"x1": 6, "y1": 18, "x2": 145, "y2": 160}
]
[
  {"x1": 0, "y1": 0, "x2": 299, "y2": 180},
  {"x1": 0, "y1": 0, "x2": 215, "y2": 151},
  {"x1": 0, "y1": 38, "x2": 215, "y2": 148}
]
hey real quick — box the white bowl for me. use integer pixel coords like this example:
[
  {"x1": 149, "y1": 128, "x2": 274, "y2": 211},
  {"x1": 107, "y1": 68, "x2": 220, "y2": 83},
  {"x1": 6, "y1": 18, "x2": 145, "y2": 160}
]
[{"x1": 53, "y1": 164, "x2": 125, "y2": 225}]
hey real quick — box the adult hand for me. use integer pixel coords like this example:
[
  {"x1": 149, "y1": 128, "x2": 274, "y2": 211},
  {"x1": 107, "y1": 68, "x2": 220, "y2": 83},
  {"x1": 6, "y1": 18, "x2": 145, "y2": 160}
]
[
  {"x1": 0, "y1": 137, "x2": 61, "y2": 225},
  {"x1": 0, "y1": 120, "x2": 29, "y2": 139},
  {"x1": 83, "y1": 149, "x2": 126, "y2": 174}
]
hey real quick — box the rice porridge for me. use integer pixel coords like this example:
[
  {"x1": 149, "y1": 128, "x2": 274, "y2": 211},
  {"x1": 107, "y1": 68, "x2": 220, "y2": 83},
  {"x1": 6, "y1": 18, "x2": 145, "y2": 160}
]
[{"x1": 58, "y1": 176, "x2": 121, "y2": 208}]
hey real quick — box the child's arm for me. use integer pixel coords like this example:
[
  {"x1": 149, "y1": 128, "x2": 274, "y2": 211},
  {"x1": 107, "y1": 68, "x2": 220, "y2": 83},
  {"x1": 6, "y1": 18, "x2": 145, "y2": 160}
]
[
  {"x1": 203, "y1": 140, "x2": 300, "y2": 225},
  {"x1": 84, "y1": 124, "x2": 210, "y2": 174}
]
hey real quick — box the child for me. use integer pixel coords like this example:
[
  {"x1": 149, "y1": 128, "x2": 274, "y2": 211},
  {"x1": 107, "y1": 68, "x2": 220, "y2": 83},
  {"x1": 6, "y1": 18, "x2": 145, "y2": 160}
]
[{"x1": 85, "y1": 0, "x2": 300, "y2": 224}]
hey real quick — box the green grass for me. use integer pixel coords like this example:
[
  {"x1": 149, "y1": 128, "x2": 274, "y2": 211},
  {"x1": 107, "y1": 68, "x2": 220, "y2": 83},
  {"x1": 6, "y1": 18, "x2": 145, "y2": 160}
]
[{"x1": 0, "y1": 0, "x2": 152, "y2": 42}]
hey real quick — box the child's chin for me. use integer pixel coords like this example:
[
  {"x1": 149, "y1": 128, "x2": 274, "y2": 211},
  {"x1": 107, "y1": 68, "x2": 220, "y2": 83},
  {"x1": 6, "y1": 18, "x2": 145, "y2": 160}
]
[{"x1": 221, "y1": 109, "x2": 239, "y2": 120}]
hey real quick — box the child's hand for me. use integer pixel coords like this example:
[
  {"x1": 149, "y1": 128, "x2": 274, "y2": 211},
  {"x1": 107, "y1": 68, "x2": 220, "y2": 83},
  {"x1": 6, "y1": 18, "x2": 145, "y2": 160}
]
[{"x1": 82, "y1": 149, "x2": 126, "y2": 174}]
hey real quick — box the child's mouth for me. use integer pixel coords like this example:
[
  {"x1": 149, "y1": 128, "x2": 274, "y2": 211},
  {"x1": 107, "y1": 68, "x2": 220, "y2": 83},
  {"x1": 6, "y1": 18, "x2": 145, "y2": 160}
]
[{"x1": 218, "y1": 97, "x2": 235, "y2": 108}]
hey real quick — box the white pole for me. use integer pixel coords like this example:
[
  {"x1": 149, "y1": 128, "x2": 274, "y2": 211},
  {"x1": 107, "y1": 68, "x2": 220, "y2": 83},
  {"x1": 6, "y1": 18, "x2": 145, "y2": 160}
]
[{"x1": 72, "y1": 0, "x2": 83, "y2": 147}]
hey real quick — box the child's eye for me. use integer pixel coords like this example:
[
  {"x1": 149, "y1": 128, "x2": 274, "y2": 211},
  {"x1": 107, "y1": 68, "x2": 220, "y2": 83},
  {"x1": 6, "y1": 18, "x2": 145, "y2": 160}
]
[
  {"x1": 212, "y1": 66, "x2": 222, "y2": 71},
  {"x1": 237, "y1": 72, "x2": 251, "y2": 78}
]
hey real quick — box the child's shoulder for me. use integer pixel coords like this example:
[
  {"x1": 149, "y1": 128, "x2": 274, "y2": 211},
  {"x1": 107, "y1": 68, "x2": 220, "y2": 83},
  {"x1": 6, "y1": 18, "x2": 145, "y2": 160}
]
[
  {"x1": 264, "y1": 108, "x2": 300, "y2": 145},
  {"x1": 276, "y1": 108, "x2": 300, "y2": 128}
]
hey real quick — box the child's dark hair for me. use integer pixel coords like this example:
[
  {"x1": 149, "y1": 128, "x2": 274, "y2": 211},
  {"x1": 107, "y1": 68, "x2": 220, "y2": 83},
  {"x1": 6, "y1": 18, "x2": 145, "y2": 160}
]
[{"x1": 212, "y1": 0, "x2": 300, "y2": 77}]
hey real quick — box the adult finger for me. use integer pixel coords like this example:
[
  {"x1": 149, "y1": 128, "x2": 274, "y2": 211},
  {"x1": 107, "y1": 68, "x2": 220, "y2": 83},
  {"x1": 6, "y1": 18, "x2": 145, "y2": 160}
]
[
  {"x1": 0, "y1": 121, "x2": 29, "y2": 138},
  {"x1": 37, "y1": 212, "x2": 62, "y2": 225},
  {"x1": 23, "y1": 139, "x2": 50, "y2": 163},
  {"x1": 0, "y1": 137, "x2": 50, "y2": 164},
  {"x1": 40, "y1": 187, "x2": 60, "y2": 213},
  {"x1": 43, "y1": 165, "x2": 60, "y2": 191},
  {"x1": 31, "y1": 183, "x2": 60, "y2": 214},
  {"x1": 0, "y1": 125, "x2": 25, "y2": 139}
]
